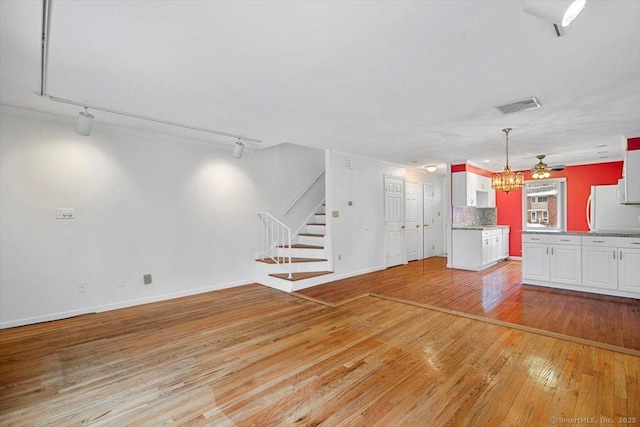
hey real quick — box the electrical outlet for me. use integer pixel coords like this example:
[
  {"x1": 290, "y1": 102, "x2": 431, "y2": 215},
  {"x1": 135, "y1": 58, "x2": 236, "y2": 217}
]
[
  {"x1": 78, "y1": 282, "x2": 87, "y2": 293},
  {"x1": 116, "y1": 276, "x2": 126, "y2": 288},
  {"x1": 143, "y1": 274, "x2": 152, "y2": 285},
  {"x1": 56, "y1": 208, "x2": 75, "y2": 219},
  {"x1": 338, "y1": 254, "x2": 342, "y2": 261}
]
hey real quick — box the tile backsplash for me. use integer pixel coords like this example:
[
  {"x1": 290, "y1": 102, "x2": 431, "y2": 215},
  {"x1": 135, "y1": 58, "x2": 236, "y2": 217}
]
[{"x1": 452, "y1": 206, "x2": 497, "y2": 227}]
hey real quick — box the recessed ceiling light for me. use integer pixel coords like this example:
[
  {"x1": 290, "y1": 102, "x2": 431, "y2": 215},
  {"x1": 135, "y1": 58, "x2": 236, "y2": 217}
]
[
  {"x1": 425, "y1": 165, "x2": 438, "y2": 173},
  {"x1": 595, "y1": 144, "x2": 607, "y2": 148},
  {"x1": 483, "y1": 159, "x2": 491, "y2": 163},
  {"x1": 411, "y1": 160, "x2": 418, "y2": 164}
]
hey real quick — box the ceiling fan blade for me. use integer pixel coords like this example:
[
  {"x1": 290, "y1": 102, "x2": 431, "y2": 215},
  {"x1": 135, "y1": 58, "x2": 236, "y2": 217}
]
[{"x1": 550, "y1": 165, "x2": 565, "y2": 171}]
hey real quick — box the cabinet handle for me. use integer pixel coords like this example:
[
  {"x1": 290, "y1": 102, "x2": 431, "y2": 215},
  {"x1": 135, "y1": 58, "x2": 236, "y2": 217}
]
[
  {"x1": 613, "y1": 250, "x2": 616, "y2": 260},
  {"x1": 546, "y1": 247, "x2": 548, "y2": 255},
  {"x1": 530, "y1": 238, "x2": 540, "y2": 241},
  {"x1": 593, "y1": 240, "x2": 605, "y2": 243},
  {"x1": 560, "y1": 239, "x2": 570, "y2": 242},
  {"x1": 551, "y1": 247, "x2": 554, "y2": 255},
  {"x1": 631, "y1": 242, "x2": 640, "y2": 245},
  {"x1": 620, "y1": 250, "x2": 623, "y2": 260}
]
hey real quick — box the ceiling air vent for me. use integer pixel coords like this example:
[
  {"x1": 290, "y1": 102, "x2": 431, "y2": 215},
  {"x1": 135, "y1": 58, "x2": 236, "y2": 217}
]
[{"x1": 495, "y1": 97, "x2": 541, "y2": 115}]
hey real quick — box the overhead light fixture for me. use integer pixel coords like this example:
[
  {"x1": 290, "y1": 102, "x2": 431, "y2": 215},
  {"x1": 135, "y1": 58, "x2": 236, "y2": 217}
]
[
  {"x1": 524, "y1": 0, "x2": 587, "y2": 29},
  {"x1": 531, "y1": 155, "x2": 551, "y2": 179},
  {"x1": 425, "y1": 165, "x2": 438, "y2": 173},
  {"x1": 491, "y1": 128, "x2": 524, "y2": 194},
  {"x1": 232, "y1": 140, "x2": 245, "y2": 159},
  {"x1": 76, "y1": 107, "x2": 94, "y2": 136}
]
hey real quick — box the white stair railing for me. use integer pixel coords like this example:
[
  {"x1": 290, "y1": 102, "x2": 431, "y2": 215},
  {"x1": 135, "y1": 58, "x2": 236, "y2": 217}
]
[{"x1": 257, "y1": 212, "x2": 292, "y2": 279}]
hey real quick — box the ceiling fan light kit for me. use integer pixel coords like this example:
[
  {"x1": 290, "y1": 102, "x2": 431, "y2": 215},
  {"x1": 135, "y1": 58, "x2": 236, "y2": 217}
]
[
  {"x1": 531, "y1": 154, "x2": 552, "y2": 179},
  {"x1": 491, "y1": 128, "x2": 525, "y2": 194}
]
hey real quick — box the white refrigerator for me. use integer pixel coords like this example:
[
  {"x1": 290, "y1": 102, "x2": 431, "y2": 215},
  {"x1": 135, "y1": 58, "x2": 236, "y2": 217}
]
[{"x1": 586, "y1": 185, "x2": 640, "y2": 232}]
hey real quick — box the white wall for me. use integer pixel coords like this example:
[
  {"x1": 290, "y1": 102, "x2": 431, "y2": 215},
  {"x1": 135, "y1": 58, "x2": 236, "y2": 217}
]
[
  {"x1": 0, "y1": 108, "x2": 323, "y2": 327},
  {"x1": 326, "y1": 150, "x2": 444, "y2": 278}
]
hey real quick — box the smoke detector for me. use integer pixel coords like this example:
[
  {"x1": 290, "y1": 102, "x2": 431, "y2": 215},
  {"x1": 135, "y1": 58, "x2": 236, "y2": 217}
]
[{"x1": 495, "y1": 97, "x2": 542, "y2": 115}]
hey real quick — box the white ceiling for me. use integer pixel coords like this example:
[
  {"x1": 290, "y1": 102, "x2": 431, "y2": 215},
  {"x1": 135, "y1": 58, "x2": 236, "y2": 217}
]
[{"x1": 1, "y1": 0, "x2": 639, "y2": 172}]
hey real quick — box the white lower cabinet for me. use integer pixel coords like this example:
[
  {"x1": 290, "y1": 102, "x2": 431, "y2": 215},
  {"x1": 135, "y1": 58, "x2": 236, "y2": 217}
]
[
  {"x1": 582, "y1": 245, "x2": 618, "y2": 289},
  {"x1": 522, "y1": 235, "x2": 581, "y2": 286},
  {"x1": 522, "y1": 242, "x2": 550, "y2": 281},
  {"x1": 619, "y1": 248, "x2": 640, "y2": 293},
  {"x1": 523, "y1": 233, "x2": 640, "y2": 298},
  {"x1": 549, "y1": 244, "x2": 582, "y2": 285},
  {"x1": 452, "y1": 227, "x2": 509, "y2": 271},
  {"x1": 582, "y1": 236, "x2": 640, "y2": 293}
]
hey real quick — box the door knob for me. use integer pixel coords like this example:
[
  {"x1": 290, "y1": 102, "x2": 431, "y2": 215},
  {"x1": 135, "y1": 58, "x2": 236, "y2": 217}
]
[
  {"x1": 416, "y1": 225, "x2": 420, "y2": 228},
  {"x1": 401, "y1": 225, "x2": 405, "y2": 229}
]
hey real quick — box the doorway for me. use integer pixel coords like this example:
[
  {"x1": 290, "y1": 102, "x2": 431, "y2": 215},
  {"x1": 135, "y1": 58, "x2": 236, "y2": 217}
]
[
  {"x1": 385, "y1": 175, "x2": 405, "y2": 267},
  {"x1": 405, "y1": 182, "x2": 420, "y2": 262},
  {"x1": 423, "y1": 183, "x2": 435, "y2": 258}
]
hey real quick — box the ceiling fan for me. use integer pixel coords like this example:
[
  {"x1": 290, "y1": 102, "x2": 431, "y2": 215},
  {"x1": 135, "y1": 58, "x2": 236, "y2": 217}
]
[{"x1": 531, "y1": 155, "x2": 565, "y2": 179}]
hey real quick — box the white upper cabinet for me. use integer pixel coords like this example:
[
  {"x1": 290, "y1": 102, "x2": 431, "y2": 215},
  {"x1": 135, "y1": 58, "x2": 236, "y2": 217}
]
[
  {"x1": 451, "y1": 170, "x2": 495, "y2": 207},
  {"x1": 621, "y1": 149, "x2": 640, "y2": 204}
]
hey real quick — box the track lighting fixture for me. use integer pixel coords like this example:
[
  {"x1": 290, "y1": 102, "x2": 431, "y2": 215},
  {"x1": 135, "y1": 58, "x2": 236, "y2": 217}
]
[
  {"x1": 524, "y1": 0, "x2": 586, "y2": 34},
  {"x1": 75, "y1": 107, "x2": 94, "y2": 136},
  {"x1": 232, "y1": 140, "x2": 245, "y2": 159}
]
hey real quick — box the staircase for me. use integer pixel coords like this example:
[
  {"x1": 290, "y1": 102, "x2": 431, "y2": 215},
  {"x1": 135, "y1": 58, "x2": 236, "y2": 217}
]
[{"x1": 255, "y1": 203, "x2": 333, "y2": 292}]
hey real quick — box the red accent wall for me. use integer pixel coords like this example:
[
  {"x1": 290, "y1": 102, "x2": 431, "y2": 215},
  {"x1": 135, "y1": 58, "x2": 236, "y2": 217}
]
[
  {"x1": 628, "y1": 137, "x2": 640, "y2": 150},
  {"x1": 450, "y1": 163, "x2": 493, "y2": 177},
  {"x1": 496, "y1": 161, "x2": 624, "y2": 257}
]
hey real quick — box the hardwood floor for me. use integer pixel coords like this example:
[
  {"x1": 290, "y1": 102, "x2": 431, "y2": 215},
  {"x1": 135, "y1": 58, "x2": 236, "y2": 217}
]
[
  {"x1": 1, "y1": 284, "x2": 639, "y2": 426},
  {"x1": 298, "y1": 258, "x2": 640, "y2": 352}
]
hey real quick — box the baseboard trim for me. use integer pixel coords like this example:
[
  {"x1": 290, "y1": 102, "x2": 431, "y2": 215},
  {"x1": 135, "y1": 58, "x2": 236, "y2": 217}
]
[{"x1": 0, "y1": 280, "x2": 250, "y2": 329}]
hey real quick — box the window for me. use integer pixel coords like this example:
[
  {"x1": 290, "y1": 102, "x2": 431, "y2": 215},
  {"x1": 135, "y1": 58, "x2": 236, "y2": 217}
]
[{"x1": 523, "y1": 179, "x2": 566, "y2": 232}]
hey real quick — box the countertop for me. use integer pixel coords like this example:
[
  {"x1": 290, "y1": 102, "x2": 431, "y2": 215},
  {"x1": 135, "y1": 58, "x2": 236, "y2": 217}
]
[
  {"x1": 452, "y1": 225, "x2": 510, "y2": 230},
  {"x1": 522, "y1": 230, "x2": 640, "y2": 238}
]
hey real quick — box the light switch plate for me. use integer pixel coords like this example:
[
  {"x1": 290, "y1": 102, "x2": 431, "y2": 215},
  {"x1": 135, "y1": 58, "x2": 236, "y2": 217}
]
[{"x1": 332, "y1": 210, "x2": 339, "y2": 218}]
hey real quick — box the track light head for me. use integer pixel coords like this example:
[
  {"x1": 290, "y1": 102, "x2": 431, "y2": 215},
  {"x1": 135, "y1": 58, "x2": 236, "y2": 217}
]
[
  {"x1": 76, "y1": 107, "x2": 94, "y2": 136},
  {"x1": 232, "y1": 140, "x2": 245, "y2": 159}
]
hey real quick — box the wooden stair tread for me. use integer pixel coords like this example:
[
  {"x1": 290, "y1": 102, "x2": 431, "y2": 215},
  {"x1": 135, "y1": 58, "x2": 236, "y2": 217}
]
[
  {"x1": 278, "y1": 243, "x2": 324, "y2": 249},
  {"x1": 269, "y1": 271, "x2": 333, "y2": 281},
  {"x1": 306, "y1": 223, "x2": 326, "y2": 226},
  {"x1": 298, "y1": 233, "x2": 325, "y2": 237},
  {"x1": 256, "y1": 257, "x2": 328, "y2": 264},
  {"x1": 315, "y1": 213, "x2": 326, "y2": 215}
]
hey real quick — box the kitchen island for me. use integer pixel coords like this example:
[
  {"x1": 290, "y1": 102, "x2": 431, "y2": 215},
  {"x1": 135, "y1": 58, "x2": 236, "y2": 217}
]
[
  {"x1": 522, "y1": 231, "x2": 640, "y2": 299},
  {"x1": 451, "y1": 226, "x2": 510, "y2": 271}
]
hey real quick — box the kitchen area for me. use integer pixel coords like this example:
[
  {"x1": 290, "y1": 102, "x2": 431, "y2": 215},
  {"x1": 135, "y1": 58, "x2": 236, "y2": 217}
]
[
  {"x1": 449, "y1": 137, "x2": 640, "y2": 300},
  {"x1": 449, "y1": 164, "x2": 511, "y2": 271},
  {"x1": 522, "y1": 144, "x2": 640, "y2": 299}
]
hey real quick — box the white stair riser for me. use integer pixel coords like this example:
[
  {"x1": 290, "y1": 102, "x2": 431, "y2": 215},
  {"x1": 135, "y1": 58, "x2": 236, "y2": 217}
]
[
  {"x1": 314, "y1": 214, "x2": 326, "y2": 224},
  {"x1": 276, "y1": 247, "x2": 325, "y2": 258},
  {"x1": 306, "y1": 224, "x2": 326, "y2": 234},
  {"x1": 255, "y1": 260, "x2": 331, "y2": 275},
  {"x1": 291, "y1": 273, "x2": 335, "y2": 291},
  {"x1": 299, "y1": 235, "x2": 324, "y2": 246},
  {"x1": 255, "y1": 275, "x2": 293, "y2": 292}
]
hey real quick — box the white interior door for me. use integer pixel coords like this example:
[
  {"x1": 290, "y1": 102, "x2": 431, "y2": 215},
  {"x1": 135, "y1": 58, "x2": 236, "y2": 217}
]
[
  {"x1": 405, "y1": 182, "x2": 420, "y2": 262},
  {"x1": 423, "y1": 183, "x2": 435, "y2": 258},
  {"x1": 385, "y1": 176, "x2": 405, "y2": 267}
]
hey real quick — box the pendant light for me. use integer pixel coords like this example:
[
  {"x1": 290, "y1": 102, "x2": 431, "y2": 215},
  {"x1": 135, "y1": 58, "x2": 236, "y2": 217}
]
[
  {"x1": 491, "y1": 128, "x2": 524, "y2": 193},
  {"x1": 531, "y1": 154, "x2": 551, "y2": 179}
]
